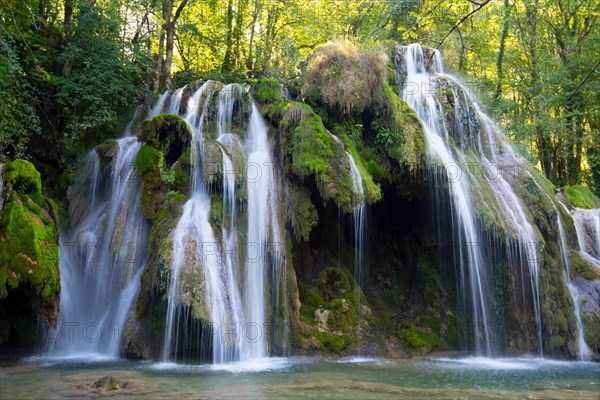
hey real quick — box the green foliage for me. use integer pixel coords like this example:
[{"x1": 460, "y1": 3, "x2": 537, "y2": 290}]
[
  {"x1": 55, "y1": 4, "x2": 144, "y2": 166},
  {"x1": 173, "y1": 70, "x2": 247, "y2": 88},
  {"x1": 301, "y1": 41, "x2": 388, "y2": 115},
  {"x1": 563, "y1": 185, "x2": 600, "y2": 209},
  {"x1": 0, "y1": 35, "x2": 40, "y2": 158}
]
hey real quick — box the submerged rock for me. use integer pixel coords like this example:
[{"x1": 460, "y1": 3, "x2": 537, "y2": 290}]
[{"x1": 75, "y1": 375, "x2": 136, "y2": 393}]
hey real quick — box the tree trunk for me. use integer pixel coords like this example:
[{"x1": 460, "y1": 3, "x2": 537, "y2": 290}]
[
  {"x1": 64, "y1": 0, "x2": 73, "y2": 40},
  {"x1": 222, "y1": 0, "x2": 234, "y2": 72},
  {"x1": 246, "y1": 0, "x2": 260, "y2": 71},
  {"x1": 494, "y1": 0, "x2": 510, "y2": 99},
  {"x1": 163, "y1": 24, "x2": 175, "y2": 90}
]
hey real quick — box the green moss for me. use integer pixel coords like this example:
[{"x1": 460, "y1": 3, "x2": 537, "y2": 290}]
[
  {"x1": 397, "y1": 324, "x2": 441, "y2": 355},
  {"x1": 252, "y1": 78, "x2": 282, "y2": 105},
  {"x1": 135, "y1": 146, "x2": 165, "y2": 220},
  {"x1": 583, "y1": 313, "x2": 600, "y2": 354},
  {"x1": 338, "y1": 132, "x2": 382, "y2": 203},
  {"x1": 299, "y1": 283, "x2": 324, "y2": 324},
  {"x1": 92, "y1": 376, "x2": 122, "y2": 391},
  {"x1": 138, "y1": 114, "x2": 192, "y2": 166},
  {"x1": 563, "y1": 185, "x2": 599, "y2": 209},
  {"x1": 96, "y1": 139, "x2": 118, "y2": 162},
  {"x1": 314, "y1": 331, "x2": 352, "y2": 352},
  {"x1": 291, "y1": 114, "x2": 357, "y2": 211},
  {"x1": 289, "y1": 185, "x2": 318, "y2": 242},
  {"x1": 135, "y1": 145, "x2": 161, "y2": 174},
  {"x1": 314, "y1": 267, "x2": 354, "y2": 302},
  {"x1": 569, "y1": 251, "x2": 599, "y2": 280},
  {"x1": 373, "y1": 83, "x2": 425, "y2": 173},
  {"x1": 327, "y1": 298, "x2": 357, "y2": 332},
  {"x1": 3, "y1": 160, "x2": 42, "y2": 195},
  {"x1": 0, "y1": 160, "x2": 60, "y2": 326}
]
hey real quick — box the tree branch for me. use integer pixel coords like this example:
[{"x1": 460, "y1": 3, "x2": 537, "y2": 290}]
[
  {"x1": 173, "y1": 0, "x2": 190, "y2": 24},
  {"x1": 567, "y1": 58, "x2": 600, "y2": 100},
  {"x1": 432, "y1": 0, "x2": 492, "y2": 58}
]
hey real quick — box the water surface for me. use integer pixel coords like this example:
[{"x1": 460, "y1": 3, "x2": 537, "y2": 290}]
[{"x1": 1, "y1": 356, "x2": 598, "y2": 399}]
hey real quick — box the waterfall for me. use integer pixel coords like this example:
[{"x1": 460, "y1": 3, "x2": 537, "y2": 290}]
[
  {"x1": 401, "y1": 44, "x2": 494, "y2": 356},
  {"x1": 473, "y1": 105, "x2": 543, "y2": 356},
  {"x1": 348, "y1": 154, "x2": 366, "y2": 285},
  {"x1": 161, "y1": 82, "x2": 285, "y2": 363},
  {"x1": 151, "y1": 90, "x2": 169, "y2": 117},
  {"x1": 162, "y1": 82, "x2": 239, "y2": 363},
  {"x1": 399, "y1": 43, "x2": 548, "y2": 356},
  {"x1": 347, "y1": 152, "x2": 366, "y2": 347},
  {"x1": 168, "y1": 87, "x2": 185, "y2": 115},
  {"x1": 242, "y1": 102, "x2": 277, "y2": 360},
  {"x1": 556, "y1": 211, "x2": 592, "y2": 360},
  {"x1": 47, "y1": 137, "x2": 149, "y2": 356}
]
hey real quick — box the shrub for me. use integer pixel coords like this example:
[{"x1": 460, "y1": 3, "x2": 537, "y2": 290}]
[{"x1": 301, "y1": 41, "x2": 388, "y2": 115}]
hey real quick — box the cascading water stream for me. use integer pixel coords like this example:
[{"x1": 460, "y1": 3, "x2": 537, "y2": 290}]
[
  {"x1": 347, "y1": 152, "x2": 366, "y2": 348},
  {"x1": 555, "y1": 210, "x2": 592, "y2": 360},
  {"x1": 347, "y1": 153, "x2": 366, "y2": 290},
  {"x1": 162, "y1": 82, "x2": 241, "y2": 363},
  {"x1": 169, "y1": 87, "x2": 185, "y2": 115},
  {"x1": 162, "y1": 82, "x2": 285, "y2": 363},
  {"x1": 401, "y1": 44, "x2": 493, "y2": 356},
  {"x1": 47, "y1": 136, "x2": 148, "y2": 357},
  {"x1": 151, "y1": 90, "x2": 169, "y2": 117},
  {"x1": 472, "y1": 104, "x2": 543, "y2": 356},
  {"x1": 457, "y1": 75, "x2": 589, "y2": 359},
  {"x1": 242, "y1": 102, "x2": 278, "y2": 360}
]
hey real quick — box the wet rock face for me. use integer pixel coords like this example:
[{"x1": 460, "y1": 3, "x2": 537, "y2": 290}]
[{"x1": 391, "y1": 44, "x2": 439, "y2": 91}]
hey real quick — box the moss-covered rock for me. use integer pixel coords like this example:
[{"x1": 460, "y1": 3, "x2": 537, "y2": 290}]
[
  {"x1": 289, "y1": 184, "x2": 318, "y2": 242},
  {"x1": 3, "y1": 159, "x2": 42, "y2": 195},
  {"x1": 569, "y1": 251, "x2": 599, "y2": 280},
  {"x1": 96, "y1": 139, "x2": 119, "y2": 169},
  {"x1": 583, "y1": 313, "x2": 600, "y2": 356},
  {"x1": 0, "y1": 160, "x2": 60, "y2": 328},
  {"x1": 297, "y1": 267, "x2": 370, "y2": 354},
  {"x1": 135, "y1": 145, "x2": 165, "y2": 220},
  {"x1": 252, "y1": 78, "x2": 284, "y2": 105},
  {"x1": 563, "y1": 184, "x2": 600, "y2": 209},
  {"x1": 138, "y1": 114, "x2": 192, "y2": 166},
  {"x1": 373, "y1": 82, "x2": 425, "y2": 173},
  {"x1": 290, "y1": 113, "x2": 358, "y2": 211},
  {"x1": 397, "y1": 323, "x2": 442, "y2": 355},
  {"x1": 123, "y1": 192, "x2": 187, "y2": 359}
]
